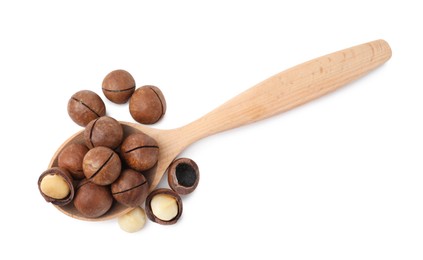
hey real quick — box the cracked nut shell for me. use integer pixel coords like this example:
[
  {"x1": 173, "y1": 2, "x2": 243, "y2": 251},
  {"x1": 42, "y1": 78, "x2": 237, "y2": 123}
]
[
  {"x1": 73, "y1": 179, "x2": 113, "y2": 218},
  {"x1": 67, "y1": 90, "x2": 106, "y2": 126},
  {"x1": 120, "y1": 133, "x2": 159, "y2": 171},
  {"x1": 58, "y1": 143, "x2": 89, "y2": 180},
  {"x1": 84, "y1": 116, "x2": 123, "y2": 149},
  {"x1": 129, "y1": 85, "x2": 166, "y2": 124},
  {"x1": 38, "y1": 167, "x2": 75, "y2": 206},
  {"x1": 102, "y1": 69, "x2": 136, "y2": 104},
  {"x1": 145, "y1": 188, "x2": 183, "y2": 225},
  {"x1": 168, "y1": 158, "x2": 200, "y2": 195},
  {"x1": 111, "y1": 169, "x2": 149, "y2": 207},
  {"x1": 83, "y1": 146, "x2": 121, "y2": 185}
]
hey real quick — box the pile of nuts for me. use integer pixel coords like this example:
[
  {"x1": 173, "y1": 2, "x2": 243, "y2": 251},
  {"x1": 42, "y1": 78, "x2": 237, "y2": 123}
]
[{"x1": 38, "y1": 70, "x2": 200, "y2": 233}]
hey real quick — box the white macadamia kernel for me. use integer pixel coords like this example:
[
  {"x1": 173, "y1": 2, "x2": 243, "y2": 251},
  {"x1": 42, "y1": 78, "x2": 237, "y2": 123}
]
[
  {"x1": 118, "y1": 207, "x2": 147, "y2": 233},
  {"x1": 150, "y1": 194, "x2": 178, "y2": 221},
  {"x1": 40, "y1": 174, "x2": 70, "y2": 199}
]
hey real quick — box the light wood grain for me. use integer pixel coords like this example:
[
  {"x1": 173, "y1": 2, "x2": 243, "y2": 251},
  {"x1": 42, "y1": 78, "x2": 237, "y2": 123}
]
[
  {"x1": 182, "y1": 39, "x2": 392, "y2": 142},
  {"x1": 50, "y1": 39, "x2": 391, "y2": 221}
]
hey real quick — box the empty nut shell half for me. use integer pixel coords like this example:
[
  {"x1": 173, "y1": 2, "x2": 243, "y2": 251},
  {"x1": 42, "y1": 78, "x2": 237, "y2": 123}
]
[
  {"x1": 38, "y1": 167, "x2": 75, "y2": 206},
  {"x1": 145, "y1": 188, "x2": 183, "y2": 225},
  {"x1": 168, "y1": 158, "x2": 200, "y2": 195}
]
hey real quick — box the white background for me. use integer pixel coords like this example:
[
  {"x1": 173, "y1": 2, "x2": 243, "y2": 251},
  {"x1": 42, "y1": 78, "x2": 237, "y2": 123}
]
[{"x1": 1, "y1": 1, "x2": 422, "y2": 259}]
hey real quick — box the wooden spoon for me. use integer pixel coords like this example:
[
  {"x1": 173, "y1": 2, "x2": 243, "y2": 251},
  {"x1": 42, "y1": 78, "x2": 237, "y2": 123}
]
[{"x1": 49, "y1": 39, "x2": 392, "y2": 221}]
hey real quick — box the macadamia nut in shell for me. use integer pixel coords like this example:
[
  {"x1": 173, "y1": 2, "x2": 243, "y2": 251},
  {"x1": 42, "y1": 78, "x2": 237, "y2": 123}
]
[
  {"x1": 38, "y1": 167, "x2": 75, "y2": 206},
  {"x1": 120, "y1": 133, "x2": 159, "y2": 172},
  {"x1": 102, "y1": 69, "x2": 136, "y2": 104},
  {"x1": 58, "y1": 143, "x2": 89, "y2": 180},
  {"x1": 73, "y1": 180, "x2": 113, "y2": 218},
  {"x1": 67, "y1": 90, "x2": 106, "y2": 126},
  {"x1": 145, "y1": 189, "x2": 183, "y2": 225},
  {"x1": 129, "y1": 85, "x2": 166, "y2": 124},
  {"x1": 84, "y1": 116, "x2": 123, "y2": 149},
  {"x1": 83, "y1": 146, "x2": 121, "y2": 185},
  {"x1": 111, "y1": 169, "x2": 149, "y2": 207}
]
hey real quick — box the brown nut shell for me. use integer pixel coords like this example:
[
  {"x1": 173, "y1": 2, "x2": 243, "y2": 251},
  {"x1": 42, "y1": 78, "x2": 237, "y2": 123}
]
[
  {"x1": 58, "y1": 143, "x2": 89, "y2": 180},
  {"x1": 102, "y1": 69, "x2": 136, "y2": 104},
  {"x1": 120, "y1": 133, "x2": 159, "y2": 171},
  {"x1": 111, "y1": 169, "x2": 149, "y2": 207},
  {"x1": 145, "y1": 188, "x2": 183, "y2": 225},
  {"x1": 83, "y1": 146, "x2": 121, "y2": 185},
  {"x1": 67, "y1": 90, "x2": 106, "y2": 126},
  {"x1": 38, "y1": 167, "x2": 75, "y2": 206},
  {"x1": 129, "y1": 85, "x2": 166, "y2": 124},
  {"x1": 168, "y1": 158, "x2": 200, "y2": 195},
  {"x1": 73, "y1": 179, "x2": 113, "y2": 218},
  {"x1": 84, "y1": 116, "x2": 123, "y2": 149}
]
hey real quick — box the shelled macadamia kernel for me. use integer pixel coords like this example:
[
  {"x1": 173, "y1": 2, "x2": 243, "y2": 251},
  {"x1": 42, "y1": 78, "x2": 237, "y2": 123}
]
[{"x1": 118, "y1": 207, "x2": 147, "y2": 233}]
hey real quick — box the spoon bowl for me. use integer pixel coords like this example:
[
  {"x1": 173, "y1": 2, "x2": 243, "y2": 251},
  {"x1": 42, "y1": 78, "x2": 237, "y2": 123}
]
[
  {"x1": 49, "y1": 40, "x2": 392, "y2": 221},
  {"x1": 49, "y1": 122, "x2": 177, "y2": 221}
]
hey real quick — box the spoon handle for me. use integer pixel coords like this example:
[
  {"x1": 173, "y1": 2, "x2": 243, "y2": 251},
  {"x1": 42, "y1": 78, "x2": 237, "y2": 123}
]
[{"x1": 183, "y1": 39, "x2": 391, "y2": 141}]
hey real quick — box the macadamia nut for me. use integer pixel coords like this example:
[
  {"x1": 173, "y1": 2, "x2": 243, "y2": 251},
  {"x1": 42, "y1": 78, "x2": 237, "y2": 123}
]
[
  {"x1": 129, "y1": 85, "x2": 166, "y2": 124},
  {"x1": 40, "y1": 174, "x2": 70, "y2": 199},
  {"x1": 118, "y1": 207, "x2": 147, "y2": 233},
  {"x1": 150, "y1": 194, "x2": 178, "y2": 221}
]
